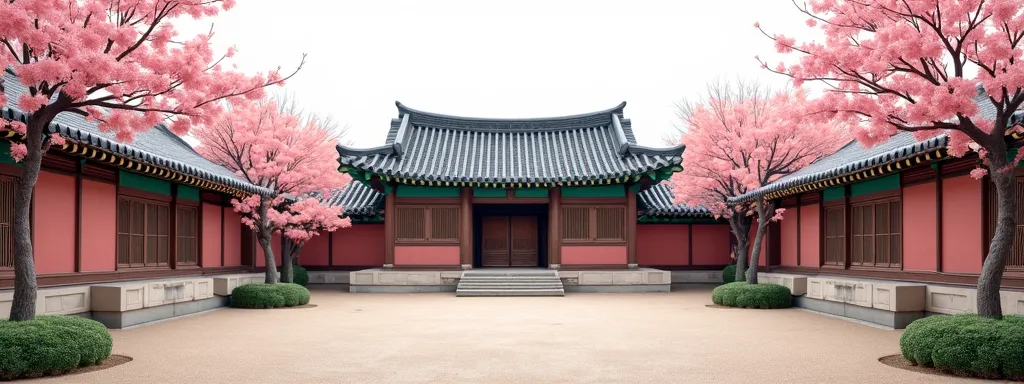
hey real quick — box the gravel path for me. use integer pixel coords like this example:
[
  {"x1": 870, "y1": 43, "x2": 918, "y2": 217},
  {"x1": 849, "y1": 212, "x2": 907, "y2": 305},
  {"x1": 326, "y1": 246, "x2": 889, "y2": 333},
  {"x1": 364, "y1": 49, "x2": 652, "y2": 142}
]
[{"x1": 38, "y1": 286, "x2": 988, "y2": 384}]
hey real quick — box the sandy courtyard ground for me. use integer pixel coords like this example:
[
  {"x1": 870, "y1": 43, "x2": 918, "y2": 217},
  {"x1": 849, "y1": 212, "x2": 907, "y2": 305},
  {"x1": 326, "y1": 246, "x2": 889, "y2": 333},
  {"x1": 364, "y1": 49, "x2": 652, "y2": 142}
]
[{"x1": 36, "y1": 286, "x2": 991, "y2": 384}]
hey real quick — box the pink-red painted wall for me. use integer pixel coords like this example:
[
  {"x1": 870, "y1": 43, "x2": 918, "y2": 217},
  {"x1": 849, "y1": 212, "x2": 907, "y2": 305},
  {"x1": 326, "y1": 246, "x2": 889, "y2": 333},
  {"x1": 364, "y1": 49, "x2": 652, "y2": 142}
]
[
  {"x1": 636, "y1": 224, "x2": 689, "y2": 266},
  {"x1": 692, "y1": 224, "x2": 731, "y2": 265},
  {"x1": 394, "y1": 245, "x2": 459, "y2": 265},
  {"x1": 299, "y1": 231, "x2": 330, "y2": 266},
  {"x1": 333, "y1": 225, "x2": 385, "y2": 266},
  {"x1": 222, "y1": 209, "x2": 242, "y2": 267},
  {"x1": 201, "y1": 203, "x2": 222, "y2": 267},
  {"x1": 33, "y1": 171, "x2": 75, "y2": 274},
  {"x1": 562, "y1": 245, "x2": 627, "y2": 265},
  {"x1": 941, "y1": 175, "x2": 983, "y2": 273},
  {"x1": 79, "y1": 179, "x2": 116, "y2": 272},
  {"x1": 780, "y1": 212, "x2": 799, "y2": 267},
  {"x1": 799, "y1": 204, "x2": 820, "y2": 267},
  {"x1": 903, "y1": 183, "x2": 938, "y2": 271},
  {"x1": 256, "y1": 233, "x2": 283, "y2": 267}
]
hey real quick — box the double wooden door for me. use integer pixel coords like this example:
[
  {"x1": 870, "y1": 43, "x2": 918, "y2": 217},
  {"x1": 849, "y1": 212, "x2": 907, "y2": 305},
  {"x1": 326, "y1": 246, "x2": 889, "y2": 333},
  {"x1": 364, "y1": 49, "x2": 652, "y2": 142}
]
[{"x1": 481, "y1": 216, "x2": 538, "y2": 267}]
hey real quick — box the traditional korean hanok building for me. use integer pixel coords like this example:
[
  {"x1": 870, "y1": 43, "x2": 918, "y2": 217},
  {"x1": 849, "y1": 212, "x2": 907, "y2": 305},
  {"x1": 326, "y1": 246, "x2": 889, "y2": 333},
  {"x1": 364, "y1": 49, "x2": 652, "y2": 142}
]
[
  {"x1": 328, "y1": 102, "x2": 732, "y2": 294},
  {"x1": 730, "y1": 93, "x2": 1024, "y2": 327}
]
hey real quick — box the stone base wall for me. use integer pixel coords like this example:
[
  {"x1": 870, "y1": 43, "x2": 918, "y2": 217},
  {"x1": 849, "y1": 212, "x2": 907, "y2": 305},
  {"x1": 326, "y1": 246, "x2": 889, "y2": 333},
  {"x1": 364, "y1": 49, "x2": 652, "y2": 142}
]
[
  {"x1": 308, "y1": 271, "x2": 351, "y2": 285},
  {"x1": 348, "y1": 268, "x2": 462, "y2": 293},
  {"x1": 1, "y1": 286, "x2": 92, "y2": 319},
  {"x1": 758, "y1": 272, "x2": 1024, "y2": 328},
  {"x1": 670, "y1": 271, "x2": 723, "y2": 284},
  {"x1": 559, "y1": 269, "x2": 671, "y2": 293}
]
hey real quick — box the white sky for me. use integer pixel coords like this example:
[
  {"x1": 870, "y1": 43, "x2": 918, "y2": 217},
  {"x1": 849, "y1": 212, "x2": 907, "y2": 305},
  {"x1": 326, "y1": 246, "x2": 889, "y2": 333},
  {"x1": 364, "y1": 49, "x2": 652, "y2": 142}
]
[{"x1": 178, "y1": 0, "x2": 815, "y2": 148}]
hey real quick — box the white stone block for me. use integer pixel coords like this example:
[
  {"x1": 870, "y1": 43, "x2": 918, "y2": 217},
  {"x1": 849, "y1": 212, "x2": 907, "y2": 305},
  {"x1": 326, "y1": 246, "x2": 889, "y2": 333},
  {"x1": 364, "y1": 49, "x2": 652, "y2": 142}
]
[{"x1": 926, "y1": 285, "x2": 977, "y2": 315}]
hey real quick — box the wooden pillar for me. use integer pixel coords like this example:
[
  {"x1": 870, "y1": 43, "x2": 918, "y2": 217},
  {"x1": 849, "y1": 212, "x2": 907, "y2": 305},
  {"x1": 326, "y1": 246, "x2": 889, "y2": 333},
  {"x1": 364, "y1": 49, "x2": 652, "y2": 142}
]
[
  {"x1": 626, "y1": 189, "x2": 637, "y2": 268},
  {"x1": 460, "y1": 187, "x2": 473, "y2": 269},
  {"x1": 384, "y1": 188, "x2": 396, "y2": 268},
  {"x1": 548, "y1": 187, "x2": 561, "y2": 268}
]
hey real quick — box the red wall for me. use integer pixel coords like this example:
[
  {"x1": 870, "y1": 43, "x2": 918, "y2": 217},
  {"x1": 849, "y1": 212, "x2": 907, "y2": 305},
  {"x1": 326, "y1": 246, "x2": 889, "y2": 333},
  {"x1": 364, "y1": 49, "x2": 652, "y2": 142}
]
[
  {"x1": 79, "y1": 179, "x2": 116, "y2": 272},
  {"x1": 256, "y1": 233, "x2": 283, "y2": 267},
  {"x1": 903, "y1": 182, "x2": 938, "y2": 271},
  {"x1": 636, "y1": 224, "x2": 689, "y2": 266},
  {"x1": 332, "y1": 224, "x2": 385, "y2": 266},
  {"x1": 799, "y1": 204, "x2": 820, "y2": 267},
  {"x1": 692, "y1": 224, "x2": 731, "y2": 265},
  {"x1": 780, "y1": 212, "x2": 799, "y2": 267},
  {"x1": 33, "y1": 171, "x2": 75, "y2": 274},
  {"x1": 562, "y1": 245, "x2": 627, "y2": 265},
  {"x1": 941, "y1": 175, "x2": 983, "y2": 273},
  {"x1": 299, "y1": 231, "x2": 330, "y2": 266},
  {"x1": 222, "y1": 209, "x2": 242, "y2": 267},
  {"x1": 201, "y1": 203, "x2": 222, "y2": 267},
  {"x1": 394, "y1": 245, "x2": 459, "y2": 265}
]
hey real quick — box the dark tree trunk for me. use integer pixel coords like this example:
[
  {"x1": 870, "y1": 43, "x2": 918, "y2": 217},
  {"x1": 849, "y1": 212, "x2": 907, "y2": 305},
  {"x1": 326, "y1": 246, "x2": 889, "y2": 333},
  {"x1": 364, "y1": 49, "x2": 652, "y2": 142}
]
[
  {"x1": 979, "y1": 144, "x2": 1014, "y2": 319},
  {"x1": 728, "y1": 214, "x2": 752, "y2": 282},
  {"x1": 256, "y1": 199, "x2": 279, "y2": 284},
  {"x1": 8, "y1": 119, "x2": 46, "y2": 321},
  {"x1": 280, "y1": 239, "x2": 303, "y2": 283},
  {"x1": 747, "y1": 199, "x2": 772, "y2": 285}
]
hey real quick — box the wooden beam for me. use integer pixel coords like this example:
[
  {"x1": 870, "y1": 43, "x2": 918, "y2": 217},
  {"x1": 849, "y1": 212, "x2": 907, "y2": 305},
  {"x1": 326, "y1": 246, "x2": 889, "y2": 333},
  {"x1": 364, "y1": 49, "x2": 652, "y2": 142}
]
[
  {"x1": 384, "y1": 188, "x2": 396, "y2": 267},
  {"x1": 626, "y1": 188, "x2": 637, "y2": 268},
  {"x1": 460, "y1": 187, "x2": 473, "y2": 268},
  {"x1": 548, "y1": 187, "x2": 561, "y2": 268}
]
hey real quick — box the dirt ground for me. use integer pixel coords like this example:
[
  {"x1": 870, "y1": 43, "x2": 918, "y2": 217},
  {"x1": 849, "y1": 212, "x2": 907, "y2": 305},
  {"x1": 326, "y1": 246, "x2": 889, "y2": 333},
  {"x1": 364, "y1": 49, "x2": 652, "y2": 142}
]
[{"x1": 36, "y1": 286, "x2": 990, "y2": 384}]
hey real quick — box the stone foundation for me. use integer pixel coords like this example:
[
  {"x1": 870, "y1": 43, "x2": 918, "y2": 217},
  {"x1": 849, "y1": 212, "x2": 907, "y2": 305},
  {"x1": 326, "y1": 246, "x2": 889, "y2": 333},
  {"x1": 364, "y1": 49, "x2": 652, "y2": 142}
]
[
  {"x1": 348, "y1": 268, "x2": 462, "y2": 293},
  {"x1": 670, "y1": 270, "x2": 722, "y2": 284},
  {"x1": 558, "y1": 268, "x2": 671, "y2": 293},
  {"x1": 307, "y1": 271, "x2": 351, "y2": 285},
  {"x1": 1, "y1": 286, "x2": 92, "y2": 319}
]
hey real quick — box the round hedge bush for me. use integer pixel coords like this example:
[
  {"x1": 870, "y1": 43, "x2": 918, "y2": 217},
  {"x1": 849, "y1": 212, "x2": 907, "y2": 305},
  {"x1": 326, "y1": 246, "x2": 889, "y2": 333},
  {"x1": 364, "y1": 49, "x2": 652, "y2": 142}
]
[
  {"x1": 292, "y1": 265, "x2": 309, "y2": 287},
  {"x1": 230, "y1": 283, "x2": 311, "y2": 309},
  {"x1": 0, "y1": 316, "x2": 113, "y2": 380},
  {"x1": 900, "y1": 314, "x2": 1024, "y2": 380},
  {"x1": 711, "y1": 282, "x2": 792, "y2": 309}
]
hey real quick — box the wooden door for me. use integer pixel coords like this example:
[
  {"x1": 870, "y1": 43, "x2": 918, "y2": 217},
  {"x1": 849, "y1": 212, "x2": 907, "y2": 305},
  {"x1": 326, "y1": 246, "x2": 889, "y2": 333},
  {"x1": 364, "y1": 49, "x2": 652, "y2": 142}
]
[
  {"x1": 481, "y1": 216, "x2": 510, "y2": 267},
  {"x1": 510, "y1": 216, "x2": 539, "y2": 267}
]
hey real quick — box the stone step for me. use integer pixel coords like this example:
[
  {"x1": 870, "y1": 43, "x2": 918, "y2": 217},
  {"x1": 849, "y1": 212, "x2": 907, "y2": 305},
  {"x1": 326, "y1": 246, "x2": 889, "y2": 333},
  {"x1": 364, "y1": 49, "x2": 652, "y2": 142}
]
[
  {"x1": 456, "y1": 289, "x2": 565, "y2": 297},
  {"x1": 457, "y1": 283, "x2": 565, "y2": 289},
  {"x1": 462, "y1": 271, "x2": 558, "y2": 277},
  {"x1": 458, "y1": 277, "x2": 562, "y2": 283}
]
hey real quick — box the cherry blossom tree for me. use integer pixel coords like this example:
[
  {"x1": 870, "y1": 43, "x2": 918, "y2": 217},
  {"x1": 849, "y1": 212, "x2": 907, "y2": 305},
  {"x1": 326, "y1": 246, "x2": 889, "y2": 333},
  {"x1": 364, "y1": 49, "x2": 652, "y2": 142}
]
[
  {"x1": 757, "y1": 0, "x2": 1024, "y2": 317},
  {"x1": 671, "y1": 80, "x2": 846, "y2": 284},
  {"x1": 272, "y1": 195, "x2": 351, "y2": 283},
  {"x1": 196, "y1": 96, "x2": 347, "y2": 284},
  {"x1": 0, "y1": 0, "x2": 301, "y2": 321}
]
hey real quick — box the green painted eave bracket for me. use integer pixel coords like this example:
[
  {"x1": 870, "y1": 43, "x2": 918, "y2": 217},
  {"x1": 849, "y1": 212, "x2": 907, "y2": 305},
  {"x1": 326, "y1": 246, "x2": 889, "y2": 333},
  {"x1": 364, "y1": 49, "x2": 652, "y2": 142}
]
[
  {"x1": 823, "y1": 186, "x2": 846, "y2": 202},
  {"x1": 473, "y1": 188, "x2": 506, "y2": 198},
  {"x1": 513, "y1": 188, "x2": 549, "y2": 198},
  {"x1": 849, "y1": 174, "x2": 899, "y2": 198},
  {"x1": 395, "y1": 185, "x2": 459, "y2": 198},
  {"x1": 177, "y1": 185, "x2": 200, "y2": 201},
  {"x1": 119, "y1": 170, "x2": 172, "y2": 195},
  {"x1": 0, "y1": 140, "x2": 21, "y2": 166},
  {"x1": 561, "y1": 184, "x2": 625, "y2": 198}
]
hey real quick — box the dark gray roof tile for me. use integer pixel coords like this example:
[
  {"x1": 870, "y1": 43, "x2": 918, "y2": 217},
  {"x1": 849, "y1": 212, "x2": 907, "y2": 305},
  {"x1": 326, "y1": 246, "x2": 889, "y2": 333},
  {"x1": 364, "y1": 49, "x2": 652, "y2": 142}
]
[{"x1": 638, "y1": 183, "x2": 712, "y2": 217}]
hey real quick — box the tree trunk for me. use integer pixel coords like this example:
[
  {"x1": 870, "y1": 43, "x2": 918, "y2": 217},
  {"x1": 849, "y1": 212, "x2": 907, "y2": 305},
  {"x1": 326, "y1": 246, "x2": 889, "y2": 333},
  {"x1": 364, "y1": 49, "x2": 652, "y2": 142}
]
[
  {"x1": 728, "y1": 214, "x2": 752, "y2": 282},
  {"x1": 747, "y1": 199, "x2": 772, "y2": 285},
  {"x1": 8, "y1": 120, "x2": 46, "y2": 322},
  {"x1": 281, "y1": 239, "x2": 304, "y2": 284},
  {"x1": 979, "y1": 146, "x2": 1015, "y2": 319},
  {"x1": 256, "y1": 199, "x2": 279, "y2": 284}
]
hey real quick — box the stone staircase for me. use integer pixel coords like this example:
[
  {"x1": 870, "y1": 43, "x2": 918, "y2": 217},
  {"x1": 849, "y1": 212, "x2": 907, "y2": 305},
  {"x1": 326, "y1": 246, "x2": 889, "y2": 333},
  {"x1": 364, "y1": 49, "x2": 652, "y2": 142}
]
[{"x1": 455, "y1": 269, "x2": 565, "y2": 297}]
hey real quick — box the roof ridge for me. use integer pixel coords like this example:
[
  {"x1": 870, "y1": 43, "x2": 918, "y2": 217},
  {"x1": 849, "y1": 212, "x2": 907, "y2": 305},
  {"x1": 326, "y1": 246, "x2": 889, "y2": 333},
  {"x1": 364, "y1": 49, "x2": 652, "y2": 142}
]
[{"x1": 395, "y1": 101, "x2": 627, "y2": 123}]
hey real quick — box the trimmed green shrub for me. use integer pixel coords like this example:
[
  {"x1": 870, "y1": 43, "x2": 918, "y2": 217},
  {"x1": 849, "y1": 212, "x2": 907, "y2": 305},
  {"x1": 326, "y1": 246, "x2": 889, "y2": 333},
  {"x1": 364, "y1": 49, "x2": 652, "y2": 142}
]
[
  {"x1": 276, "y1": 283, "x2": 311, "y2": 306},
  {"x1": 711, "y1": 282, "x2": 791, "y2": 309},
  {"x1": 900, "y1": 314, "x2": 1024, "y2": 380},
  {"x1": 0, "y1": 316, "x2": 113, "y2": 380},
  {"x1": 292, "y1": 265, "x2": 309, "y2": 287},
  {"x1": 722, "y1": 264, "x2": 737, "y2": 283},
  {"x1": 230, "y1": 283, "x2": 311, "y2": 309},
  {"x1": 721, "y1": 264, "x2": 748, "y2": 284}
]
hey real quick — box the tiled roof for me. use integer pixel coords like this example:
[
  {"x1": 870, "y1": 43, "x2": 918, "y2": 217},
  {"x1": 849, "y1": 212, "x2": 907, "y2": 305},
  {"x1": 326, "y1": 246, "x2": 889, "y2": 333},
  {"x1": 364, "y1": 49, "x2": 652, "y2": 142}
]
[
  {"x1": 1, "y1": 71, "x2": 270, "y2": 196},
  {"x1": 637, "y1": 183, "x2": 712, "y2": 217},
  {"x1": 730, "y1": 92, "x2": 1024, "y2": 203},
  {"x1": 337, "y1": 102, "x2": 685, "y2": 186},
  {"x1": 324, "y1": 182, "x2": 384, "y2": 217}
]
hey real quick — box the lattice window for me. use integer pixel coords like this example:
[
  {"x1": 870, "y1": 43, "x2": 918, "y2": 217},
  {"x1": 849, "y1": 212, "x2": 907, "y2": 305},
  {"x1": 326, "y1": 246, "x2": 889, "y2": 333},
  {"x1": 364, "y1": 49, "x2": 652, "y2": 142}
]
[
  {"x1": 561, "y1": 206, "x2": 590, "y2": 240},
  {"x1": 0, "y1": 175, "x2": 15, "y2": 269},
  {"x1": 395, "y1": 205, "x2": 459, "y2": 243},
  {"x1": 824, "y1": 206, "x2": 845, "y2": 266},
  {"x1": 117, "y1": 197, "x2": 170, "y2": 267},
  {"x1": 562, "y1": 205, "x2": 625, "y2": 242},
  {"x1": 176, "y1": 206, "x2": 198, "y2": 265},
  {"x1": 851, "y1": 199, "x2": 901, "y2": 268},
  {"x1": 987, "y1": 177, "x2": 1024, "y2": 269}
]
